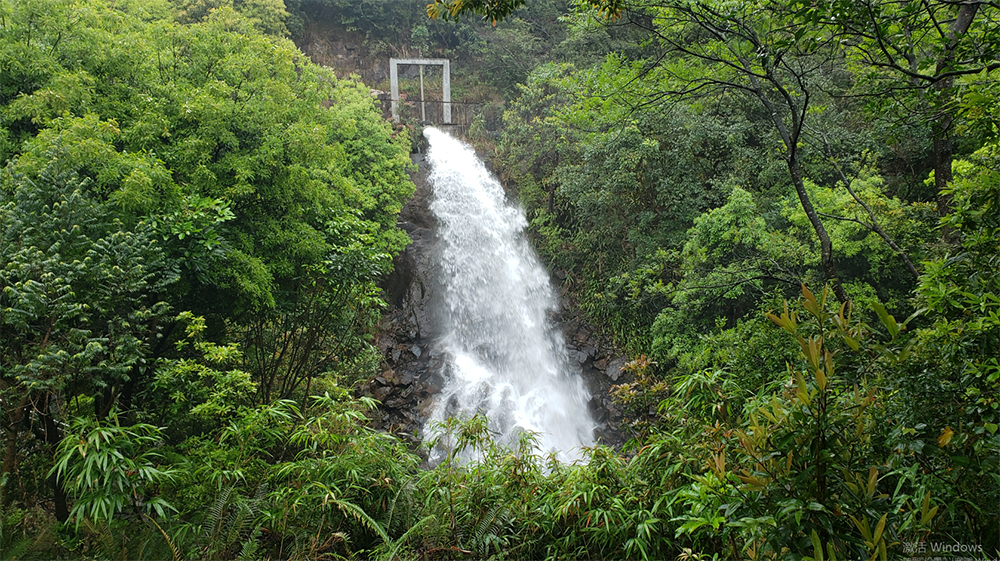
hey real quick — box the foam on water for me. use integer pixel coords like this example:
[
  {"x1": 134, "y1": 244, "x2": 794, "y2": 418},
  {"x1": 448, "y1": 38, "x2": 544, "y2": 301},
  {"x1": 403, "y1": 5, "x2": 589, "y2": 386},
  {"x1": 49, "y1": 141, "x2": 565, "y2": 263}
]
[{"x1": 422, "y1": 127, "x2": 595, "y2": 463}]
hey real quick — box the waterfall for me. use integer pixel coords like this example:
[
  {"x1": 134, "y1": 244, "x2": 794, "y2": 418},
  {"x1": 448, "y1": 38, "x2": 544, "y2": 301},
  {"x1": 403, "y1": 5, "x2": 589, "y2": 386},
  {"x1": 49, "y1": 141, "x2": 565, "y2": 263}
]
[{"x1": 422, "y1": 127, "x2": 595, "y2": 463}]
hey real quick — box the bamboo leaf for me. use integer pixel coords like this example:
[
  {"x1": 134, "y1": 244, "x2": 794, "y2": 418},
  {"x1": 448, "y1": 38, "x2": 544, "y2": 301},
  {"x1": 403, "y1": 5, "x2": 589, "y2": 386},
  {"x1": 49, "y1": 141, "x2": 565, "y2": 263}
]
[
  {"x1": 810, "y1": 529, "x2": 824, "y2": 561},
  {"x1": 873, "y1": 513, "x2": 886, "y2": 545},
  {"x1": 815, "y1": 368, "x2": 827, "y2": 392},
  {"x1": 924, "y1": 505, "x2": 939, "y2": 526},
  {"x1": 795, "y1": 370, "x2": 811, "y2": 405},
  {"x1": 849, "y1": 514, "x2": 873, "y2": 542},
  {"x1": 802, "y1": 283, "x2": 817, "y2": 306},
  {"x1": 872, "y1": 301, "x2": 899, "y2": 339}
]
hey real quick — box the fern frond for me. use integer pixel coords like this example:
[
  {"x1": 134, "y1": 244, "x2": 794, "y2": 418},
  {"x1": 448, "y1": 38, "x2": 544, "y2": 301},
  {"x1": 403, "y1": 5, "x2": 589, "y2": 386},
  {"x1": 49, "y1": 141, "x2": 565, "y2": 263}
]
[
  {"x1": 0, "y1": 533, "x2": 35, "y2": 561},
  {"x1": 378, "y1": 514, "x2": 436, "y2": 561},
  {"x1": 144, "y1": 514, "x2": 181, "y2": 561},
  {"x1": 85, "y1": 519, "x2": 120, "y2": 559},
  {"x1": 332, "y1": 498, "x2": 390, "y2": 544},
  {"x1": 224, "y1": 502, "x2": 251, "y2": 554},
  {"x1": 236, "y1": 530, "x2": 262, "y2": 561},
  {"x1": 206, "y1": 485, "x2": 234, "y2": 543},
  {"x1": 472, "y1": 505, "x2": 512, "y2": 557},
  {"x1": 385, "y1": 476, "x2": 418, "y2": 533}
]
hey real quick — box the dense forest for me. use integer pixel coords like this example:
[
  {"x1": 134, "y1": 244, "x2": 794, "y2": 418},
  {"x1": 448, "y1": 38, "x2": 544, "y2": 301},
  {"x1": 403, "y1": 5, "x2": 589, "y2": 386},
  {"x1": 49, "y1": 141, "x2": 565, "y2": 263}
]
[{"x1": 1, "y1": 0, "x2": 998, "y2": 559}]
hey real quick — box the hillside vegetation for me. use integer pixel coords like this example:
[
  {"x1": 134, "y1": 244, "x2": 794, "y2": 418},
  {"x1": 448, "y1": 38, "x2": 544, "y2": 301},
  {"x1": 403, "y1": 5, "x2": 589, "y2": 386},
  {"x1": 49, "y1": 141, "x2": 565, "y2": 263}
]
[{"x1": 1, "y1": 0, "x2": 998, "y2": 559}]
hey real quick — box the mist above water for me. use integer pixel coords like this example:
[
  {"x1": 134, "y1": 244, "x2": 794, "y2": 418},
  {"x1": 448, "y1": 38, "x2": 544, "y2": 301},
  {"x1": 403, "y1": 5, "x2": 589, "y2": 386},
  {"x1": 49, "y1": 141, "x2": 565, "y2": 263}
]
[{"x1": 421, "y1": 127, "x2": 595, "y2": 463}]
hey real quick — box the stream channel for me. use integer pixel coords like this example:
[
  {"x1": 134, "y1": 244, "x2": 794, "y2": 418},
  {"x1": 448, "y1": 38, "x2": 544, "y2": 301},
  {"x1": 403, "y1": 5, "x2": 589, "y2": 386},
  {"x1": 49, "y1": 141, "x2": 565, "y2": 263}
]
[{"x1": 369, "y1": 128, "x2": 628, "y2": 462}]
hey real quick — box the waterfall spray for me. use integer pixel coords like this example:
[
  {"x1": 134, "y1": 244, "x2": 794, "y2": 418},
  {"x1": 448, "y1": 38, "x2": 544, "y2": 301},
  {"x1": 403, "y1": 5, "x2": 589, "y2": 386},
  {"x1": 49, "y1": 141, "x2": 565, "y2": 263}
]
[{"x1": 422, "y1": 127, "x2": 595, "y2": 463}]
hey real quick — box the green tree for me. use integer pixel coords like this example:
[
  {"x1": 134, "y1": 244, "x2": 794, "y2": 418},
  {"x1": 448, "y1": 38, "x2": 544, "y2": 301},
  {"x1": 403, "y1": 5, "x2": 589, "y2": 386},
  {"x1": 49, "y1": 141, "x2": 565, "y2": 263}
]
[
  {"x1": 2, "y1": 2, "x2": 413, "y2": 319},
  {"x1": 886, "y1": 142, "x2": 1000, "y2": 545},
  {"x1": 788, "y1": 0, "x2": 1000, "y2": 217},
  {"x1": 426, "y1": 0, "x2": 622, "y2": 24},
  {"x1": 632, "y1": 0, "x2": 861, "y2": 302},
  {"x1": 0, "y1": 166, "x2": 177, "y2": 519},
  {"x1": 497, "y1": 61, "x2": 780, "y2": 349},
  {"x1": 1, "y1": 0, "x2": 414, "y2": 531},
  {"x1": 174, "y1": 0, "x2": 291, "y2": 36}
]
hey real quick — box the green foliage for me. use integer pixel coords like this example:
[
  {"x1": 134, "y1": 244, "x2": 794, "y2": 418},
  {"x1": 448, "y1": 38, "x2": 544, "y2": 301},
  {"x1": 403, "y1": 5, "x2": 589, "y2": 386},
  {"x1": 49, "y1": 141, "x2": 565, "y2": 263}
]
[
  {"x1": 147, "y1": 311, "x2": 256, "y2": 435},
  {"x1": 174, "y1": 0, "x2": 292, "y2": 36},
  {"x1": 52, "y1": 413, "x2": 177, "y2": 528},
  {"x1": 0, "y1": 490, "x2": 55, "y2": 561},
  {"x1": 426, "y1": 0, "x2": 623, "y2": 25},
  {"x1": 494, "y1": 0, "x2": 953, "y2": 357},
  {"x1": 1, "y1": 0, "x2": 414, "y2": 315},
  {"x1": 653, "y1": 186, "x2": 780, "y2": 356},
  {"x1": 651, "y1": 175, "x2": 935, "y2": 368},
  {"x1": 0, "y1": 1, "x2": 414, "y2": 554},
  {"x1": 788, "y1": 0, "x2": 1000, "y2": 113},
  {"x1": 498, "y1": 61, "x2": 786, "y2": 350},
  {"x1": 2, "y1": 0, "x2": 999, "y2": 559},
  {"x1": 167, "y1": 391, "x2": 415, "y2": 559},
  {"x1": 718, "y1": 287, "x2": 889, "y2": 558},
  {"x1": 0, "y1": 165, "x2": 177, "y2": 438},
  {"x1": 617, "y1": 286, "x2": 983, "y2": 559},
  {"x1": 780, "y1": 175, "x2": 934, "y2": 296},
  {"x1": 232, "y1": 211, "x2": 394, "y2": 403},
  {"x1": 883, "y1": 142, "x2": 1000, "y2": 544},
  {"x1": 394, "y1": 416, "x2": 695, "y2": 561}
]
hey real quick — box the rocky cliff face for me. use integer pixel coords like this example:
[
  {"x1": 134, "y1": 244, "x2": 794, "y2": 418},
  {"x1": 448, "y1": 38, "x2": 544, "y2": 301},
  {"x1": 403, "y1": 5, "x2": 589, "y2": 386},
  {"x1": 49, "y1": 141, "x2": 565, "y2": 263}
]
[
  {"x1": 296, "y1": 21, "x2": 386, "y2": 84},
  {"x1": 365, "y1": 152, "x2": 628, "y2": 454}
]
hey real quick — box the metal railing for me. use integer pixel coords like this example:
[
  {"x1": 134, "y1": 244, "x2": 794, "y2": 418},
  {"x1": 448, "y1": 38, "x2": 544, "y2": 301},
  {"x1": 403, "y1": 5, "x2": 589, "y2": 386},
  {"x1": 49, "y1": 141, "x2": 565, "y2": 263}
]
[{"x1": 390, "y1": 99, "x2": 503, "y2": 132}]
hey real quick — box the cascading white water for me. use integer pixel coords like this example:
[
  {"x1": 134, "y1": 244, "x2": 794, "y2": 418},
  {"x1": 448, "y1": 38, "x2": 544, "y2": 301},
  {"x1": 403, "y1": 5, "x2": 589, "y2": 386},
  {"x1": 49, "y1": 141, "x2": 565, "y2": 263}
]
[{"x1": 422, "y1": 127, "x2": 595, "y2": 463}]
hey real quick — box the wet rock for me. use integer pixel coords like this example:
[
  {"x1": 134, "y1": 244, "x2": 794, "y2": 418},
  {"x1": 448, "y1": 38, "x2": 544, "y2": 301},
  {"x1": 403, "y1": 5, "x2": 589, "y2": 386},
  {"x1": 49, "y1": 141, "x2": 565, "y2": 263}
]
[
  {"x1": 421, "y1": 378, "x2": 442, "y2": 397},
  {"x1": 606, "y1": 358, "x2": 627, "y2": 382},
  {"x1": 411, "y1": 344, "x2": 422, "y2": 358},
  {"x1": 384, "y1": 398, "x2": 408, "y2": 410}
]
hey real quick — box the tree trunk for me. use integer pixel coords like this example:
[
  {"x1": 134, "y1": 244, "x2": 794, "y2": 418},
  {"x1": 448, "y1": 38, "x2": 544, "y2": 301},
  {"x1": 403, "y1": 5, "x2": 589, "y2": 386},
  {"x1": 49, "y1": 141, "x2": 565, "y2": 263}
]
[
  {"x1": 788, "y1": 158, "x2": 849, "y2": 304},
  {"x1": 932, "y1": 115, "x2": 953, "y2": 217},
  {"x1": 931, "y1": 3, "x2": 979, "y2": 220},
  {"x1": 926, "y1": 73, "x2": 957, "y2": 243},
  {"x1": 748, "y1": 70, "x2": 849, "y2": 305},
  {"x1": 43, "y1": 392, "x2": 69, "y2": 522},
  {"x1": 2, "y1": 419, "x2": 21, "y2": 507},
  {"x1": 1, "y1": 387, "x2": 28, "y2": 508}
]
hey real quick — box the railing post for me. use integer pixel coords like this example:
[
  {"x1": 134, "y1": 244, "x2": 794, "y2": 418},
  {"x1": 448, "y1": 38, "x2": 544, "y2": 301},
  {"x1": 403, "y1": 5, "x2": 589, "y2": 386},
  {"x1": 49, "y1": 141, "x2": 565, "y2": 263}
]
[
  {"x1": 389, "y1": 58, "x2": 451, "y2": 124},
  {"x1": 442, "y1": 59, "x2": 451, "y2": 124},
  {"x1": 389, "y1": 58, "x2": 400, "y2": 122}
]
